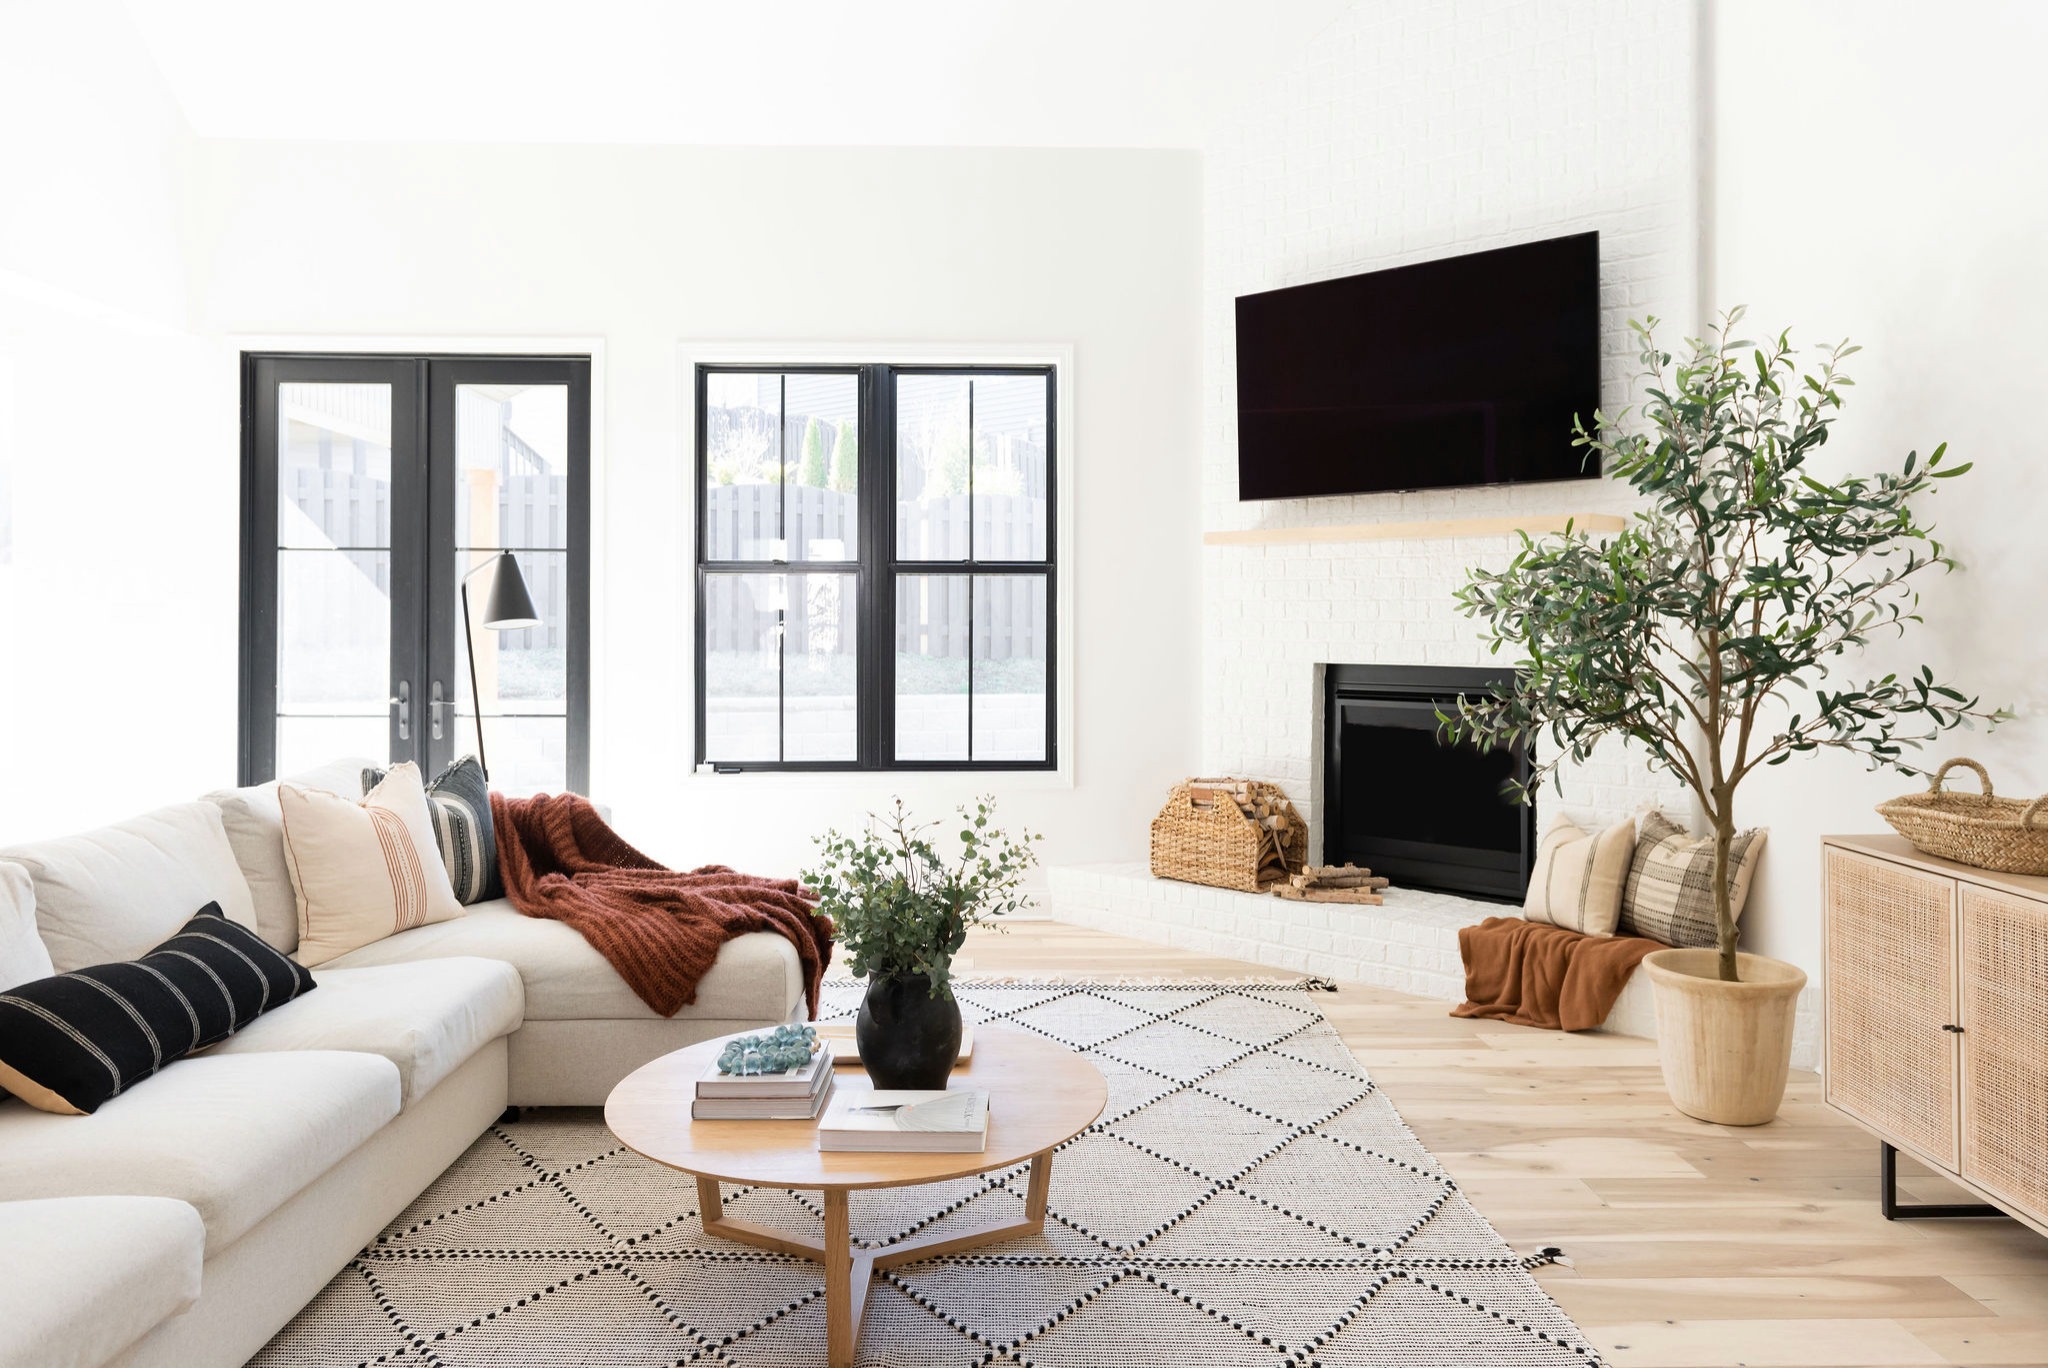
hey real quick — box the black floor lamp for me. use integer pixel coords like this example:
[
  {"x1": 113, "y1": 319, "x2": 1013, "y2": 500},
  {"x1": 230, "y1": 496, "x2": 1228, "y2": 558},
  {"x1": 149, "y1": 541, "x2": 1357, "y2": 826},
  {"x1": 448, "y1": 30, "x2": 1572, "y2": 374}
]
[{"x1": 461, "y1": 551, "x2": 540, "y2": 783}]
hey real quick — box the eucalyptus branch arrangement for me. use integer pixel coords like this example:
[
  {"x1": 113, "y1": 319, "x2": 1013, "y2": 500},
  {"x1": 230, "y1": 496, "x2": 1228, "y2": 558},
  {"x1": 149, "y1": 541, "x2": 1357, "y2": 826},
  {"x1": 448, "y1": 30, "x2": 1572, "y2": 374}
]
[
  {"x1": 1444, "y1": 309, "x2": 2004, "y2": 983},
  {"x1": 802, "y1": 799, "x2": 1040, "y2": 999}
]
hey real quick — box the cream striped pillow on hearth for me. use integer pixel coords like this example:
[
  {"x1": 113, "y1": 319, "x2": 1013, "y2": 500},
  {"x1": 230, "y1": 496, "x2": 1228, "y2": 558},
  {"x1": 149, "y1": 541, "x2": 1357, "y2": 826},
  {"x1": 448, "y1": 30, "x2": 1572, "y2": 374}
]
[
  {"x1": 280, "y1": 762, "x2": 464, "y2": 967},
  {"x1": 1522, "y1": 817, "x2": 1636, "y2": 937}
]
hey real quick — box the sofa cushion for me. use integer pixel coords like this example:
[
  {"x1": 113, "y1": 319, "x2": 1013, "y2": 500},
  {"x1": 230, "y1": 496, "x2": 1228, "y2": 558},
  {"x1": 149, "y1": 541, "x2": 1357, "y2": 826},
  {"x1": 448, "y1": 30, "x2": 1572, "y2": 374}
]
[
  {"x1": 0, "y1": 861, "x2": 53, "y2": 992},
  {"x1": 204, "y1": 756, "x2": 370, "y2": 954},
  {"x1": 207, "y1": 956, "x2": 523, "y2": 1105},
  {"x1": 0, "y1": 904, "x2": 318, "y2": 1115},
  {"x1": 0, "y1": 1051, "x2": 400, "y2": 1254},
  {"x1": 322, "y1": 902, "x2": 802, "y2": 1022},
  {"x1": 1, "y1": 802, "x2": 260, "y2": 973},
  {"x1": 363, "y1": 755, "x2": 501, "y2": 904},
  {"x1": 283, "y1": 762, "x2": 465, "y2": 968},
  {"x1": 0, "y1": 1195, "x2": 204, "y2": 1368}
]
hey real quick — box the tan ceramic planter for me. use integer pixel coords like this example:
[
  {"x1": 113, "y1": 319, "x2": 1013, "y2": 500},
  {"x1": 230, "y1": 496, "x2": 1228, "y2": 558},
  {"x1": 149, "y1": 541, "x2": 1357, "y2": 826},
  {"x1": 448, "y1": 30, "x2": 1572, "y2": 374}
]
[{"x1": 1643, "y1": 948, "x2": 1807, "y2": 1126}]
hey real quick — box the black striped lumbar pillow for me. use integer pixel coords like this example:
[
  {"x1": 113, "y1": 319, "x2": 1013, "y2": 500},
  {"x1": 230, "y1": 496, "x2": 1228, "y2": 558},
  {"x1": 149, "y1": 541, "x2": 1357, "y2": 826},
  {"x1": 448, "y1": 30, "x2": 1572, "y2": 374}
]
[
  {"x1": 0, "y1": 903, "x2": 316, "y2": 1114},
  {"x1": 363, "y1": 755, "x2": 500, "y2": 905}
]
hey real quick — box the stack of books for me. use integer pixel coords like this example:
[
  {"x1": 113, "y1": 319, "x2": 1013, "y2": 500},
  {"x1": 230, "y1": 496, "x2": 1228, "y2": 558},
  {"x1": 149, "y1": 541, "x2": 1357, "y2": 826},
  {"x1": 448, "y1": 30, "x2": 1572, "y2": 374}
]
[
  {"x1": 691, "y1": 1042, "x2": 836, "y2": 1120},
  {"x1": 817, "y1": 1089, "x2": 991, "y2": 1153}
]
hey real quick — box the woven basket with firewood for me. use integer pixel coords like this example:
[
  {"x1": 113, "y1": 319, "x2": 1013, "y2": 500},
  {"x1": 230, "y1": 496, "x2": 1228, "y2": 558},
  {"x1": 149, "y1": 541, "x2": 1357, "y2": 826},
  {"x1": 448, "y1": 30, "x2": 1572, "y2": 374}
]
[{"x1": 1149, "y1": 778, "x2": 1307, "y2": 892}]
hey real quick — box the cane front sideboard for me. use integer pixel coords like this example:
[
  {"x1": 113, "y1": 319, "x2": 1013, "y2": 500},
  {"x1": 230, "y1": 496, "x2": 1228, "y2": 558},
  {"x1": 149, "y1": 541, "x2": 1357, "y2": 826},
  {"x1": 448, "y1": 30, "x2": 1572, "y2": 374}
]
[{"x1": 1821, "y1": 834, "x2": 2048, "y2": 1236}]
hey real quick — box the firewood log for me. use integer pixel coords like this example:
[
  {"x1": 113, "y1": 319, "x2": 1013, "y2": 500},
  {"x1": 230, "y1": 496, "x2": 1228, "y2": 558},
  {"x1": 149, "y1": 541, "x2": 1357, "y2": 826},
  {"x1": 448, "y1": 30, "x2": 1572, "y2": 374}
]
[
  {"x1": 1272, "y1": 885, "x2": 1384, "y2": 905},
  {"x1": 1291, "y1": 871, "x2": 1389, "y2": 891}
]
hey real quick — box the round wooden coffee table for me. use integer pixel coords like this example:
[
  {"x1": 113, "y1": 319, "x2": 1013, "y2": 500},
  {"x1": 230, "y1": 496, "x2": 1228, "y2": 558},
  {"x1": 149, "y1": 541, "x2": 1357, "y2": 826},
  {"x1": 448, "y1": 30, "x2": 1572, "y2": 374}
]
[{"x1": 605, "y1": 1025, "x2": 1106, "y2": 1368}]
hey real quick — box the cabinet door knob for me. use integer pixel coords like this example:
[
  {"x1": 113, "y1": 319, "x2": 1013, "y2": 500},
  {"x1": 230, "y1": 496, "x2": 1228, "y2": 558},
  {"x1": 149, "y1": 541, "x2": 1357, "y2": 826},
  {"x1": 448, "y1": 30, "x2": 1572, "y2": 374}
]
[{"x1": 1941, "y1": 1023, "x2": 1966, "y2": 1034}]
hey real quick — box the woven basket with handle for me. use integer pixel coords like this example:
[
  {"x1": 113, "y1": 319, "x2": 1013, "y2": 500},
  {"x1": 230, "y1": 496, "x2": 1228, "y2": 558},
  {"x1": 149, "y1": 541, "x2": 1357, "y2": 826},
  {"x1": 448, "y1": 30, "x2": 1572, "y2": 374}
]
[
  {"x1": 1148, "y1": 778, "x2": 1307, "y2": 893},
  {"x1": 1876, "y1": 758, "x2": 2048, "y2": 875}
]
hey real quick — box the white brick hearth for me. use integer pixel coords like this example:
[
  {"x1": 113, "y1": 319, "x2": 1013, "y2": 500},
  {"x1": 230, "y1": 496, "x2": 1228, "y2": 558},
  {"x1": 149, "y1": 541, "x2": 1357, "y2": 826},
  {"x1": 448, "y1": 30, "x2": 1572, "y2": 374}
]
[{"x1": 1047, "y1": 863, "x2": 1822, "y2": 1071}]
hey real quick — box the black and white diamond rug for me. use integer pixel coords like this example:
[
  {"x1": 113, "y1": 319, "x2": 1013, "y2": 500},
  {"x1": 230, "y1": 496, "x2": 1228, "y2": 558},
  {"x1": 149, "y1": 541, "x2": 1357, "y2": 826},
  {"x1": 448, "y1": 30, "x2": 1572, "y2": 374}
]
[{"x1": 251, "y1": 979, "x2": 1601, "y2": 1367}]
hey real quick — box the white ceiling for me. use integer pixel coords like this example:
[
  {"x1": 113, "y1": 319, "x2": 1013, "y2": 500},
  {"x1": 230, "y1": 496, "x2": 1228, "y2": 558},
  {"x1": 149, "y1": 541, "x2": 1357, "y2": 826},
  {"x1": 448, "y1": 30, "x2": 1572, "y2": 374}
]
[{"x1": 122, "y1": 0, "x2": 1352, "y2": 148}]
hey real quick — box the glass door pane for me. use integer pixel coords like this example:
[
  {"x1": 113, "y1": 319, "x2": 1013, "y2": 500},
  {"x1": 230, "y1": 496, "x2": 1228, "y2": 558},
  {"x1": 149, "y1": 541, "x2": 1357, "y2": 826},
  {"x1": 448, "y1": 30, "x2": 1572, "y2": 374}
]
[
  {"x1": 272, "y1": 379, "x2": 399, "y2": 775},
  {"x1": 446, "y1": 380, "x2": 571, "y2": 795}
]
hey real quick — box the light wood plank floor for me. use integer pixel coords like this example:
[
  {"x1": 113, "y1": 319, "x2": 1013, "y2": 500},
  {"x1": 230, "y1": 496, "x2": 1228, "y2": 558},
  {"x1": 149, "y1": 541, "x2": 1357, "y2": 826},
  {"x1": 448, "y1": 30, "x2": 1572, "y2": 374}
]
[{"x1": 961, "y1": 920, "x2": 2048, "y2": 1368}]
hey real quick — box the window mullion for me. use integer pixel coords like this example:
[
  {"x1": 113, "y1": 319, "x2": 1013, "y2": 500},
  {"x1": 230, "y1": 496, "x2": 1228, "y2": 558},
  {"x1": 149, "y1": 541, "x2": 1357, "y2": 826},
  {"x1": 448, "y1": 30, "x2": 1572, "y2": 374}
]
[
  {"x1": 776, "y1": 373, "x2": 786, "y2": 764},
  {"x1": 965, "y1": 377, "x2": 975, "y2": 763},
  {"x1": 864, "y1": 364, "x2": 895, "y2": 770}
]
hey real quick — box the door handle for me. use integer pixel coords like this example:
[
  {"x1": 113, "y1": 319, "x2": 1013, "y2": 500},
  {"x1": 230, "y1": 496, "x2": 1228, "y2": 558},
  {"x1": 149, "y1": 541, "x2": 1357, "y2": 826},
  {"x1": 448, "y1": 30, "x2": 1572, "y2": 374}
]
[
  {"x1": 430, "y1": 680, "x2": 446, "y2": 741},
  {"x1": 390, "y1": 681, "x2": 412, "y2": 741}
]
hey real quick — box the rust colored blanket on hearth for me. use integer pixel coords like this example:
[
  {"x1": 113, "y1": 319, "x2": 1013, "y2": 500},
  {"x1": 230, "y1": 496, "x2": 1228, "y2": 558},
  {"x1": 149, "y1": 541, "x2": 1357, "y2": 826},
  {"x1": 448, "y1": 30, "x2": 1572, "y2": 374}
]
[
  {"x1": 1450, "y1": 916, "x2": 1658, "y2": 1032},
  {"x1": 491, "y1": 792, "x2": 832, "y2": 1019}
]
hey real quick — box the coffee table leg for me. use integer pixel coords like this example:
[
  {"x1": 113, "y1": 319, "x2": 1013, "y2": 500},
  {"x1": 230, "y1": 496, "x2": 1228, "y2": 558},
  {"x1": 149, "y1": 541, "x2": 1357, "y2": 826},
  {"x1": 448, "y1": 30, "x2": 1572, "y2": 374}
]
[
  {"x1": 1025, "y1": 1150, "x2": 1052, "y2": 1224},
  {"x1": 695, "y1": 1175, "x2": 722, "y2": 1223},
  {"x1": 822, "y1": 1189, "x2": 875, "y2": 1368}
]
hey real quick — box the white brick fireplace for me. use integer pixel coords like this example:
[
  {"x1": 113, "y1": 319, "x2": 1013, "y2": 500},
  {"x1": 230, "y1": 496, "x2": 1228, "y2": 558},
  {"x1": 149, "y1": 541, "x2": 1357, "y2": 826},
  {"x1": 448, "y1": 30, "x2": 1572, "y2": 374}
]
[
  {"x1": 1048, "y1": 1, "x2": 1822, "y2": 1068},
  {"x1": 1180, "y1": 0, "x2": 1701, "y2": 920},
  {"x1": 1196, "y1": 0, "x2": 1703, "y2": 839}
]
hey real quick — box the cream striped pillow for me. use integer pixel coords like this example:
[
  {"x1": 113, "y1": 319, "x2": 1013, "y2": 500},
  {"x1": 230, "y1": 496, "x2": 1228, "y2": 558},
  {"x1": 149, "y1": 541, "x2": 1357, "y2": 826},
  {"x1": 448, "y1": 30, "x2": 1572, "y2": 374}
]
[
  {"x1": 280, "y1": 762, "x2": 464, "y2": 968},
  {"x1": 1522, "y1": 817, "x2": 1636, "y2": 936}
]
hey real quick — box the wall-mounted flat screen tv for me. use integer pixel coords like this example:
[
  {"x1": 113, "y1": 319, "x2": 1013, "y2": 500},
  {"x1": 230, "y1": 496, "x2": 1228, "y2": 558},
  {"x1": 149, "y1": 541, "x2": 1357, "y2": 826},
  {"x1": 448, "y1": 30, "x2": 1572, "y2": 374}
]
[{"x1": 1235, "y1": 231, "x2": 1601, "y2": 500}]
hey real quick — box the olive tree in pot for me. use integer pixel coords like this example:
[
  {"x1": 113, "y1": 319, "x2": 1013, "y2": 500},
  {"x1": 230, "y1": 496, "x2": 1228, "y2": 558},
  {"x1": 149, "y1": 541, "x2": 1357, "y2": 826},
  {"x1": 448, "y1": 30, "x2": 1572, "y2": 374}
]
[
  {"x1": 1445, "y1": 310, "x2": 2002, "y2": 1125},
  {"x1": 804, "y1": 799, "x2": 1039, "y2": 1090}
]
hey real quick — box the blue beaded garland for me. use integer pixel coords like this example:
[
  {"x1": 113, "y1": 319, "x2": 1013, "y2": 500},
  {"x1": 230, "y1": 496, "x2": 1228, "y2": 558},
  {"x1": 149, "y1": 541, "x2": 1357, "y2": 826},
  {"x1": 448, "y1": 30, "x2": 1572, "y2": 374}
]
[{"x1": 716, "y1": 1024, "x2": 820, "y2": 1076}]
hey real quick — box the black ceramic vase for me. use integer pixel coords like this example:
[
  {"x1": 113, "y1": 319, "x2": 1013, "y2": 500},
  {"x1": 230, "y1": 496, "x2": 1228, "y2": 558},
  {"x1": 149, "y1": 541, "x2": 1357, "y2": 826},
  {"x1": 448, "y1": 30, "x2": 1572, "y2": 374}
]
[{"x1": 855, "y1": 973, "x2": 962, "y2": 1091}]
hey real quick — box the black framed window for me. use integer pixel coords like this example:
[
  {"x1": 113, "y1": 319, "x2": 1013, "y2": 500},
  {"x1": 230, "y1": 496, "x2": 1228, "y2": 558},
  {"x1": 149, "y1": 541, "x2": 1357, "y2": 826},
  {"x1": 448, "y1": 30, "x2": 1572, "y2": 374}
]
[
  {"x1": 240, "y1": 353, "x2": 591, "y2": 794},
  {"x1": 695, "y1": 364, "x2": 1055, "y2": 772}
]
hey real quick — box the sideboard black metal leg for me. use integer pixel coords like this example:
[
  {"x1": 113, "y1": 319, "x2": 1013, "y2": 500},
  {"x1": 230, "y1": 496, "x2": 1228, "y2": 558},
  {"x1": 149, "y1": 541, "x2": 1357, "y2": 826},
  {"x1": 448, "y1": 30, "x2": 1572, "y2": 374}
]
[
  {"x1": 1879, "y1": 1142, "x2": 2003, "y2": 1220},
  {"x1": 498, "y1": 1106, "x2": 523, "y2": 1125}
]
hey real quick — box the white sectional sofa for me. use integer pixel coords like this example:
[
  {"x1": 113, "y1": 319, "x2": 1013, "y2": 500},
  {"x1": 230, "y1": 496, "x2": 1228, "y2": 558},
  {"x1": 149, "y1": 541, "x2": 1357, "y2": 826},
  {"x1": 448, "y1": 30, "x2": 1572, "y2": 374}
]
[{"x1": 0, "y1": 761, "x2": 806, "y2": 1368}]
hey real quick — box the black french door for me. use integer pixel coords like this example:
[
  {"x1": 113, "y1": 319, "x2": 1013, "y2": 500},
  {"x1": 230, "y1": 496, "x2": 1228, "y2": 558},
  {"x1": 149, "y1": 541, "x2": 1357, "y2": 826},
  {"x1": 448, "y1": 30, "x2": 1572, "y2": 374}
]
[{"x1": 240, "y1": 354, "x2": 590, "y2": 793}]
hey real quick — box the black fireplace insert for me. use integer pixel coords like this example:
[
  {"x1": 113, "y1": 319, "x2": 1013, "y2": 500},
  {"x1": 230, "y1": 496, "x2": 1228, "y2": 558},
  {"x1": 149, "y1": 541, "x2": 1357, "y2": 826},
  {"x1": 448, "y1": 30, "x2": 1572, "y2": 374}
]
[{"x1": 1322, "y1": 664, "x2": 1535, "y2": 903}]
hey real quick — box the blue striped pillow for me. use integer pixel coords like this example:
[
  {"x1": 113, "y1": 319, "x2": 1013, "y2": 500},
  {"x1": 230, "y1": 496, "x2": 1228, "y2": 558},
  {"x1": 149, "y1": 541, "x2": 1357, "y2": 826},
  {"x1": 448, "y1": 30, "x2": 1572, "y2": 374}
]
[{"x1": 362, "y1": 756, "x2": 501, "y2": 905}]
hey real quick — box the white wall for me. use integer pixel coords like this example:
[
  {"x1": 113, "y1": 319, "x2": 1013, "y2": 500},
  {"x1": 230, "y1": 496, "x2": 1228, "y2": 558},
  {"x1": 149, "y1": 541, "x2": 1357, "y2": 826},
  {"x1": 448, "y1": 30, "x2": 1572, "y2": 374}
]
[
  {"x1": 0, "y1": 2, "x2": 238, "y2": 838},
  {"x1": 184, "y1": 140, "x2": 1203, "y2": 875},
  {"x1": 0, "y1": 2, "x2": 192, "y2": 323},
  {"x1": 1713, "y1": 0, "x2": 2048, "y2": 971},
  {"x1": 1199, "y1": 0, "x2": 1699, "y2": 853}
]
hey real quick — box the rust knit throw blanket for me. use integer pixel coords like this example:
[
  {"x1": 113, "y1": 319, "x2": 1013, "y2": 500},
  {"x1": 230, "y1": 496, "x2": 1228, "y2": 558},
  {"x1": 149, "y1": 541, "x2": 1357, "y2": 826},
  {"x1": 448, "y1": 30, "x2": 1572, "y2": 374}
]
[
  {"x1": 1451, "y1": 916, "x2": 1658, "y2": 1032},
  {"x1": 490, "y1": 793, "x2": 832, "y2": 1020}
]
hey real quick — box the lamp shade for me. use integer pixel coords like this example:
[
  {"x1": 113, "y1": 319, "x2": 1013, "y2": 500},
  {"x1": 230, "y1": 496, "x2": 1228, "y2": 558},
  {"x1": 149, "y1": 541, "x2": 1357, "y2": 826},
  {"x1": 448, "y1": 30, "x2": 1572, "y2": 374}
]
[{"x1": 480, "y1": 551, "x2": 541, "y2": 630}]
